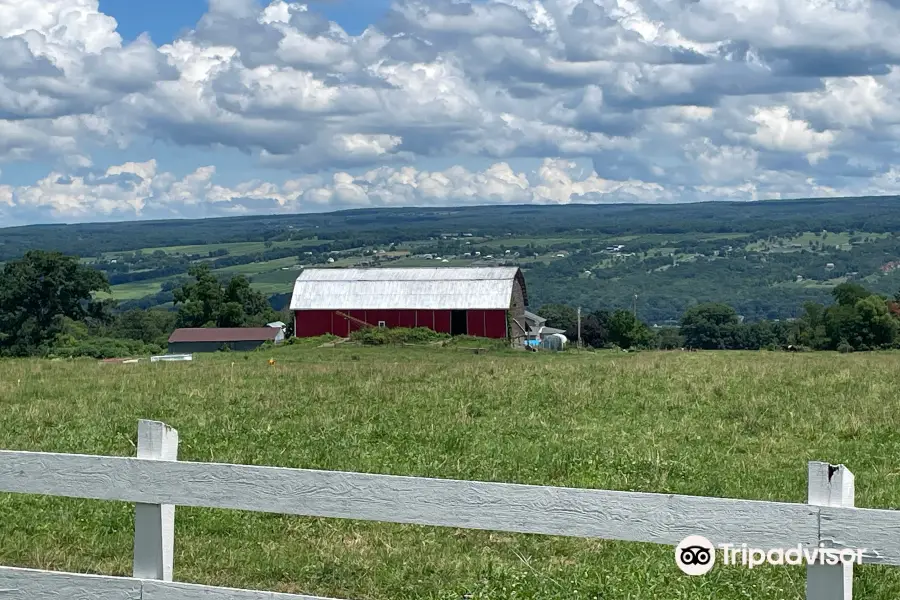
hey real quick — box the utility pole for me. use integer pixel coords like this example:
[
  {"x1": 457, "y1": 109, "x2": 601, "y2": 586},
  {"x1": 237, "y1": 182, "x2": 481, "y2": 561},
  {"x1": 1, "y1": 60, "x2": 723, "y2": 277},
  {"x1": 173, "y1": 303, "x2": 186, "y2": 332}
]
[
  {"x1": 633, "y1": 294, "x2": 638, "y2": 317},
  {"x1": 577, "y1": 306, "x2": 582, "y2": 348}
]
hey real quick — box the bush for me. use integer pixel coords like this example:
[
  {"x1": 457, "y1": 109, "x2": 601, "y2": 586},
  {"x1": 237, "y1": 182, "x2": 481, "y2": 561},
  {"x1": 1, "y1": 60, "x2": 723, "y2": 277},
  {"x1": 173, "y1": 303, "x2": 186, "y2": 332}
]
[
  {"x1": 837, "y1": 340, "x2": 855, "y2": 354},
  {"x1": 350, "y1": 327, "x2": 449, "y2": 346},
  {"x1": 285, "y1": 334, "x2": 338, "y2": 346}
]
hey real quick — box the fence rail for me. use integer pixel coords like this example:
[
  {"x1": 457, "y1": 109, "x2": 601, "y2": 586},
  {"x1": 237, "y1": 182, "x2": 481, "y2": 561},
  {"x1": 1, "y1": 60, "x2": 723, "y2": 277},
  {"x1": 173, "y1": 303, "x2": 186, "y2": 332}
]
[{"x1": 0, "y1": 420, "x2": 898, "y2": 599}]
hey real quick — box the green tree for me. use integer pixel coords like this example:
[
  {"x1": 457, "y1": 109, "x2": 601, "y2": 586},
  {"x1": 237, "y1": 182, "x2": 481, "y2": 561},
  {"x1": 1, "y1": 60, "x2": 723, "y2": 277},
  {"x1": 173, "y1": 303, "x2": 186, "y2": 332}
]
[
  {"x1": 680, "y1": 303, "x2": 740, "y2": 349},
  {"x1": 0, "y1": 251, "x2": 111, "y2": 356},
  {"x1": 853, "y1": 296, "x2": 897, "y2": 349},
  {"x1": 173, "y1": 263, "x2": 276, "y2": 328},
  {"x1": 107, "y1": 308, "x2": 177, "y2": 345},
  {"x1": 792, "y1": 302, "x2": 829, "y2": 349},
  {"x1": 608, "y1": 310, "x2": 653, "y2": 349},
  {"x1": 824, "y1": 304, "x2": 862, "y2": 350},
  {"x1": 818, "y1": 284, "x2": 897, "y2": 350},
  {"x1": 655, "y1": 326, "x2": 684, "y2": 350},
  {"x1": 579, "y1": 309, "x2": 611, "y2": 348},
  {"x1": 832, "y1": 282, "x2": 870, "y2": 307},
  {"x1": 537, "y1": 303, "x2": 578, "y2": 333}
]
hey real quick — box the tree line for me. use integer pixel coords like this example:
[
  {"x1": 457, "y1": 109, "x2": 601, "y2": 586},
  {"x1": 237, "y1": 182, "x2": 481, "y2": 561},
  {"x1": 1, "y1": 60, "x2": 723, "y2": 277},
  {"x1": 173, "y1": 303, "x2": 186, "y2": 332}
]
[
  {"x1": 2, "y1": 250, "x2": 900, "y2": 358},
  {"x1": 537, "y1": 282, "x2": 900, "y2": 352},
  {"x1": 0, "y1": 251, "x2": 287, "y2": 358}
]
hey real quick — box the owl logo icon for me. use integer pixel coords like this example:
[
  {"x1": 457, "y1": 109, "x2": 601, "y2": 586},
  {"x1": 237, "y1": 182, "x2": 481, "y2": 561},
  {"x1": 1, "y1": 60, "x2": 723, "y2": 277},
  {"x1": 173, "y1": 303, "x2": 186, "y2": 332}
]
[{"x1": 675, "y1": 536, "x2": 716, "y2": 575}]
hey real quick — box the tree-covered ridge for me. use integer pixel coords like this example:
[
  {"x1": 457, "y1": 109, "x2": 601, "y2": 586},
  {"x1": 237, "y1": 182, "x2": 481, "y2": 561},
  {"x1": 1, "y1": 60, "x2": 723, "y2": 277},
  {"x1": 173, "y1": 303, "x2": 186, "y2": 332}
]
[
  {"x1": 3, "y1": 196, "x2": 900, "y2": 262},
  {"x1": 2, "y1": 250, "x2": 900, "y2": 358},
  {"x1": 4, "y1": 196, "x2": 900, "y2": 327}
]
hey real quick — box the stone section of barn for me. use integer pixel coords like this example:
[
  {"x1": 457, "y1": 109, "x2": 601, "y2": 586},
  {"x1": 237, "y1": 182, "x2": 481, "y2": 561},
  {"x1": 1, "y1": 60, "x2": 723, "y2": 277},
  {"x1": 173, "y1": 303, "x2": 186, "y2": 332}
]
[{"x1": 290, "y1": 267, "x2": 528, "y2": 343}]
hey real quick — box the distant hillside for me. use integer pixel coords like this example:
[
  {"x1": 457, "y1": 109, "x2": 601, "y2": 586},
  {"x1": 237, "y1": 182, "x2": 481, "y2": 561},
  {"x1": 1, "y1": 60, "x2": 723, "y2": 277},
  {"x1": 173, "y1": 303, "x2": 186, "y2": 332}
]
[
  {"x1": 4, "y1": 196, "x2": 900, "y2": 322},
  {"x1": 3, "y1": 196, "x2": 900, "y2": 262}
]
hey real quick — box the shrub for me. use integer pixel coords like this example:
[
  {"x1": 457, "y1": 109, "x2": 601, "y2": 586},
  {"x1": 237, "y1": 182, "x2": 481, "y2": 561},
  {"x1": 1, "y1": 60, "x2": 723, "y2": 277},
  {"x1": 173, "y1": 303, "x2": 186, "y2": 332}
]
[
  {"x1": 350, "y1": 327, "x2": 449, "y2": 346},
  {"x1": 837, "y1": 340, "x2": 855, "y2": 354},
  {"x1": 284, "y1": 334, "x2": 338, "y2": 346}
]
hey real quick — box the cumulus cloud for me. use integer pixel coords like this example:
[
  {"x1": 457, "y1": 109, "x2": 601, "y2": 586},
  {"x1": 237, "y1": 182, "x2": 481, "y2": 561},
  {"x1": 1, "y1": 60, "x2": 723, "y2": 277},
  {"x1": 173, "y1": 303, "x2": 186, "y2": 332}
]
[
  {"x1": 7, "y1": 155, "x2": 900, "y2": 225},
  {"x1": 3, "y1": 0, "x2": 900, "y2": 224}
]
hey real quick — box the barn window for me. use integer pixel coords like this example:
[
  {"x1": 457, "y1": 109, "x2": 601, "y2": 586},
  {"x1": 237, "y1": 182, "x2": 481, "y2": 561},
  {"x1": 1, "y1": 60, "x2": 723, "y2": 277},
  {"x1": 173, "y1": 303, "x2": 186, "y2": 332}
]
[{"x1": 378, "y1": 321, "x2": 386, "y2": 328}]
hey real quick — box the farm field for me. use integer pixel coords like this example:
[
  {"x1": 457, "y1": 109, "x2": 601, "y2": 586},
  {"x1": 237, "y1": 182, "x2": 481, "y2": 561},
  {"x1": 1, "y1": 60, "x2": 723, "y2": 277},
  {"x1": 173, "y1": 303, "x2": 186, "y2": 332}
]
[
  {"x1": 105, "y1": 239, "x2": 329, "y2": 258},
  {"x1": 2, "y1": 348, "x2": 900, "y2": 599},
  {"x1": 95, "y1": 278, "x2": 173, "y2": 300}
]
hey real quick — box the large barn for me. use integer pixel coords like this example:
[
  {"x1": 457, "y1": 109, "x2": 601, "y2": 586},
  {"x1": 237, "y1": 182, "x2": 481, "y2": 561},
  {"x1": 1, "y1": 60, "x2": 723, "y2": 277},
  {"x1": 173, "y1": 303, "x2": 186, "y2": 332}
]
[{"x1": 290, "y1": 267, "x2": 529, "y2": 342}]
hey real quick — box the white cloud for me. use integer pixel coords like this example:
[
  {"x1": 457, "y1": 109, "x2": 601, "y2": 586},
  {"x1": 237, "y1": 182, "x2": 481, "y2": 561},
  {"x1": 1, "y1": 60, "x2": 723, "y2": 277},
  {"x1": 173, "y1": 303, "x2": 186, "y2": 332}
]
[
  {"x1": 3, "y1": 0, "x2": 900, "y2": 224},
  {"x1": 12, "y1": 154, "x2": 900, "y2": 224},
  {"x1": 0, "y1": 158, "x2": 706, "y2": 222},
  {"x1": 746, "y1": 106, "x2": 837, "y2": 163}
]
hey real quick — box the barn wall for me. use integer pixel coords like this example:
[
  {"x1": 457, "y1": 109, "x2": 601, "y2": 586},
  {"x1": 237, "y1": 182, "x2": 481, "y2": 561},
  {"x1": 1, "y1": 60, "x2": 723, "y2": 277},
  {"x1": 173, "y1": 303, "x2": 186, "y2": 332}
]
[
  {"x1": 399, "y1": 311, "x2": 416, "y2": 328},
  {"x1": 294, "y1": 310, "x2": 332, "y2": 337},
  {"x1": 294, "y1": 307, "x2": 513, "y2": 339},
  {"x1": 467, "y1": 310, "x2": 486, "y2": 337},
  {"x1": 415, "y1": 310, "x2": 434, "y2": 330},
  {"x1": 434, "y1": 310, "x2": 451, "y2": 334},
  {"x1": 484, "y1": 310, "x2": 509, "y2": 338},
  {"x1": 507, "y1": 278, "x2": 527, "y2": 344},
  {"x1": 167, "y1": 340, "x2": 269, "y2": 354}
]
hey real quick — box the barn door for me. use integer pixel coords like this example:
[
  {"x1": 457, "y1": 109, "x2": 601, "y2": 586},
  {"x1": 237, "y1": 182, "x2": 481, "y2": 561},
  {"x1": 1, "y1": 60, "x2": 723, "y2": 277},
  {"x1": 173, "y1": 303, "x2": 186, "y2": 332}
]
[{"x1": 450, "y1": 310, "x2": 468, "y2": 336}]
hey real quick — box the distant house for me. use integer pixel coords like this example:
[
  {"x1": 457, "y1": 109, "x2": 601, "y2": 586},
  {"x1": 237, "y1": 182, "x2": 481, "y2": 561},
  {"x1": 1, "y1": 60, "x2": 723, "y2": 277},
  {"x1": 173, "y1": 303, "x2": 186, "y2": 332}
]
[{"x1": 167, "y1": 327, "x2": 284, "y2": 354}]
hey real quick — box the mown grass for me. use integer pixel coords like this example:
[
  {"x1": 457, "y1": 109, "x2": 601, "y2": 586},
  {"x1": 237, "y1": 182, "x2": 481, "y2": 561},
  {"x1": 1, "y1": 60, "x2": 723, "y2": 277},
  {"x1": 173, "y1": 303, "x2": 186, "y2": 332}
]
[{"x1": 2, "y1": 348, "x2": 900, "y2": 599}]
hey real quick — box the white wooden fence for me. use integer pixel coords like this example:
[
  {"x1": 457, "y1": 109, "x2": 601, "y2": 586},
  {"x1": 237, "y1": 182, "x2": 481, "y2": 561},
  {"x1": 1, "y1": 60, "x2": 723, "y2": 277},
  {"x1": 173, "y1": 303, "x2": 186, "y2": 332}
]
[{"x1": 0, "y1": 419, "x2": 898, "y2": 600}]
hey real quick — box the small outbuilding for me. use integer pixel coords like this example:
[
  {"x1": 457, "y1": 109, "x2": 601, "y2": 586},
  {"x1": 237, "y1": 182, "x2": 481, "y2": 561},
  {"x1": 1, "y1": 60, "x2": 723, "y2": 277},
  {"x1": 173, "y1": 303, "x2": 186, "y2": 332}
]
[{"x1": 167, "y1": 327, "x2": 284, "y2": 354}]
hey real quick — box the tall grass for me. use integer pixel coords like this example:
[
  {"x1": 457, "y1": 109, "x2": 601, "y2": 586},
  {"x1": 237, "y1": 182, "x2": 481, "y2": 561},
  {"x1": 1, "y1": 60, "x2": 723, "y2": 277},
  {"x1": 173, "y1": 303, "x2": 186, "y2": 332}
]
[{"x1": 1, "y1": 348, "x2": 900, "y2": 599}]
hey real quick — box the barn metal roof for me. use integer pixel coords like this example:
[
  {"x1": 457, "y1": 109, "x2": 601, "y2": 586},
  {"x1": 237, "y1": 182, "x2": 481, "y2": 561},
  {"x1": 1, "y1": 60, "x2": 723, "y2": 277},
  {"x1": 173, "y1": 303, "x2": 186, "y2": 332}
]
[{"x1": 290, "y1": 267, "x2": 527, "y2": 310}]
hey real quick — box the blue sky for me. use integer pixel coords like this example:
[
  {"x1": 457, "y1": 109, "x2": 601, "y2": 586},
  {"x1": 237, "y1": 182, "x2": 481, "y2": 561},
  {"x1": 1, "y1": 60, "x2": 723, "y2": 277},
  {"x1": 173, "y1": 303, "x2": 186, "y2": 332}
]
[
  {"x1": 99, "y1": 0, "x2": 393, "y2": 42},
  {"x1": 1, "y1": 0, "x2": 900, "y2": 225}
]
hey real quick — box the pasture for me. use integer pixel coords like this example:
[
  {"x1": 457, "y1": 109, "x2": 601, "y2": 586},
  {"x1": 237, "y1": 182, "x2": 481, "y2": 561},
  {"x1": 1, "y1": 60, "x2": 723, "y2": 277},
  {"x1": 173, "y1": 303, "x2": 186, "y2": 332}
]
[
  {"x1": 2, "y1": 347, "x2": 900, "y2": 599},
  {"x1": 105, "y1": 239, "x2": 330, "y2": 258}
]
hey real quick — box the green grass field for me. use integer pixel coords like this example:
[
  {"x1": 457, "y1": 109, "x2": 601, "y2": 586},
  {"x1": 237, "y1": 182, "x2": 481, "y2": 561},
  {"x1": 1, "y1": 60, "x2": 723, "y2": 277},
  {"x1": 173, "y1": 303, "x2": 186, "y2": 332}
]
[
  {"x1": 95, "y1": 278, "x2": 171, "y2": 300},
  {"x1": 105, "y1": 239, "x2": 330, "y2": 258},
  {"x1": 213, "y1": 256, "x2": 301, "y2": 275},
  {"x1": 474, "y1": 237, "x2": 588, "y2": 247},
  {"x1": 745, "y1": 231, "x2": 891, "y2": 253},
  {"x1": 2, "y1": 348, "x2": 900, "y2": 599}
]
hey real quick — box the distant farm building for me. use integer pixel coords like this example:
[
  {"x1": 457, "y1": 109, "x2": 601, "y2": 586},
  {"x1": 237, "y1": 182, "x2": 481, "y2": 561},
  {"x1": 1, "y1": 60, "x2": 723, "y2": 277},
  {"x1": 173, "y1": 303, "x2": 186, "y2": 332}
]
[
  {"x1": 167, "y1": 327, "x2": 284, "y2": 353},
  {"x1": 523, "y1": 310, "x2": 566, "y2": 347},
  {"x1": 290, "y1": 267, "x2": 528, "y2": 342}
]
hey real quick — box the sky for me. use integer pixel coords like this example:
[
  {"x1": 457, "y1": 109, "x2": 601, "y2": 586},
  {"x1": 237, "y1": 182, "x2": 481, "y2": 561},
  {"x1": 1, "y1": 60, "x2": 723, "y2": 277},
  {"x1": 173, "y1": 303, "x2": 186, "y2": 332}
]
[{"x1": 2, "y1": 0, "x2": 900, "y2": 226}]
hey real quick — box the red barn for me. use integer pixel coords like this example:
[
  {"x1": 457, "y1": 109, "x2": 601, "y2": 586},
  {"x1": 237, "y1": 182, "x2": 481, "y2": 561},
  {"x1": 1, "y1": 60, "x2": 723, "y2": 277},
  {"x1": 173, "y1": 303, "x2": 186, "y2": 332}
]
[{"x1": 290, "y1": 267, "x2": 529, "y2": 342}]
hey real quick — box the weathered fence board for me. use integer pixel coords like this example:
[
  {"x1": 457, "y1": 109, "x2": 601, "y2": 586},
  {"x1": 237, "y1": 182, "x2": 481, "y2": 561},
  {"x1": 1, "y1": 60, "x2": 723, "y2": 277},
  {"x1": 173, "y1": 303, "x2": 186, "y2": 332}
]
[
  {"x1": 820, "y1": 505, "x2": 900, "y2": 565},
  {"x1": 0, "y1": 567, "x2": 141, "y2": 599},
  {"x1": 0, "y1": 450, "x2": 819, "y2": 550},
  {"x1": 807, "y1": 462, "x2": 854, "y2": 600},
  {"x1": 142, "y1": 580, "x2": 340, "y2": 600},
  {"x1": 0, "y1": 567, "x2": 342, "y2": 600}
]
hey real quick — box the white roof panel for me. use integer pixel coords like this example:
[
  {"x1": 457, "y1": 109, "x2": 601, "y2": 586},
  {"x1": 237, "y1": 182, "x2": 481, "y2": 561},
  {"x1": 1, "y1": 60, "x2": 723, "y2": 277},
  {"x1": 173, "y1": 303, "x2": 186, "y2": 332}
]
[{"x1": 290, "y1": 267, "x2": 523, "y2": 310}]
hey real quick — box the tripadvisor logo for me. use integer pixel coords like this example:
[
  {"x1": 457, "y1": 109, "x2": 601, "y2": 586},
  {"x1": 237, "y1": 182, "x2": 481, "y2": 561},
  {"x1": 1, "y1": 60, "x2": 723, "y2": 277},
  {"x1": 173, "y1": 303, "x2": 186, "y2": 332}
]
[
  {"x1": 675, "y1": 535, "x2": 867, "y2": 575},
  {"x1": 675, "y1": 536, "x2": 715, "y2": 576}
]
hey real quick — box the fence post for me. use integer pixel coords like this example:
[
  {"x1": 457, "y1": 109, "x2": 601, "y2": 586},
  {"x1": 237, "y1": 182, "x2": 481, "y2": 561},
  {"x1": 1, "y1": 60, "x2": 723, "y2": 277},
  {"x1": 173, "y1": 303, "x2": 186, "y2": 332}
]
[
  {"x1": 133, "y1": 419, "x2": 179, "y2": 581},
  {"x1": 807, "y1": 461, "x2": 855, "y2": 600}
]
